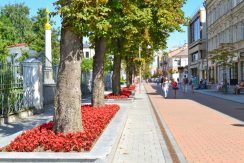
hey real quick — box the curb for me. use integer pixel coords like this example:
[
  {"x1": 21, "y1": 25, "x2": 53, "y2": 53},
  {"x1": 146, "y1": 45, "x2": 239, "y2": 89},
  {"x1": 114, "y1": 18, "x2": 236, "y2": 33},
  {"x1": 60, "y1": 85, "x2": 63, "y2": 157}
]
[
  {"x1": 0, "y1": 107, "x2": 128, "y2": 163},
  {"x1": 145, "y1": 85, "x2": 187, "y2": 163},
  {"x1": 144, "y1": 88, "x2": 173, "y2": 163}
]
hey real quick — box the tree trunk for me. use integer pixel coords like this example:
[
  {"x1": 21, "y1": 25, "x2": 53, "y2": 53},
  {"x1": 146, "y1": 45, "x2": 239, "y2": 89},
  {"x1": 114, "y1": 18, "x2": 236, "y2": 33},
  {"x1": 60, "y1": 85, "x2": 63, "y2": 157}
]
[
  {"x1": 92, "y1": 37, "x2": 106, "y2": 107},
  {"x1": 126, "y1": 65, "x2": 130, "y2": 87},
  {"x1": 129, "y1": 62, "x2": 134, "y2": 85},
  {"x1": 53, "y1": 27, "x2": 83, "y2": 133},
  {"x1": 112, "y1": 39, "x2": 122, "y2": 95},
  {"x1": 126, "y1": 59, "x2": 133, "y2": 87}
]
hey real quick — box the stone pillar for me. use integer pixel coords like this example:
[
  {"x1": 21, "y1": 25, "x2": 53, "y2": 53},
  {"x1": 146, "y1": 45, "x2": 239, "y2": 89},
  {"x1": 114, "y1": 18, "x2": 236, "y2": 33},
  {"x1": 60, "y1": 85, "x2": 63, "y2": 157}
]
[
  {"x1": 23, "y1": 58, "x2": 43, "y2": 112},
  {"x1": 44, "y1": 8, "x2": 55, "y2": 84}
]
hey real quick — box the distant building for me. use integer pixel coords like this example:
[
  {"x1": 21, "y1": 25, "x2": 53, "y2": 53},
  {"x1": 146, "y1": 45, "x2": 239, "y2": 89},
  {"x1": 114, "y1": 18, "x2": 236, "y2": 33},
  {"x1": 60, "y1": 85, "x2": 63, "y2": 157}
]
[
  {"x1": 188, "y1": 8, "x2": 207, "y2": 81},
  {"x1": 151, "y1": 51, "x2": 163, "y2": 75},
  {"x1": 83, "y1": 42, "x2": 95, "y2": 59},
  {"x1": 206, "y1": 0, "x2": 244, "y2": 85},
  {"x1": 7, "y1": 43, "x2": 36, "y2": 64},
  {"x1": 166, "y1": 44, "x2": 188, "y2": 81}
]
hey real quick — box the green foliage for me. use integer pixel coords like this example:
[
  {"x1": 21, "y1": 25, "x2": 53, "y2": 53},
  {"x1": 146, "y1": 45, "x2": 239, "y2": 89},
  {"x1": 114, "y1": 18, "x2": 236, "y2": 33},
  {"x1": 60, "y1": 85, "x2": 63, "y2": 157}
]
[
  {"x1": 16, "y1": 50, "x2": 29, "y2": 63},
  {"x1": 0, "y1": 3, "x2": 33, "y2": 44},
  {"x1": 0, "y1": 64, "x2": 23, "y2": 115},
  {"x1": 133, "y1": 58, "x2": 145, "y2": 67},
  {"x1": 104, "y1": 54, "x2": 113, "y2": 74},
  {"x1": 209, "y1": 43, "x2": 236, "y2": 88},
  {"x1": 120, "y1": 79, "x2": 126, "y2": 85},
  {"x1": 29, "y1": 8, "x2": 46, "y2": 53},
  {"x1": 209, "y1": 43, "x2": 236, "y2": 68},
  {"x1": 0, "y1": 36, "x2": 9, "y2": 62},
  {"x1": 81, "y1": 58, "x2": 93, "y2": 72},
  {"x1": 0, "y1": 5, "x2": 61, "y2": 65}
]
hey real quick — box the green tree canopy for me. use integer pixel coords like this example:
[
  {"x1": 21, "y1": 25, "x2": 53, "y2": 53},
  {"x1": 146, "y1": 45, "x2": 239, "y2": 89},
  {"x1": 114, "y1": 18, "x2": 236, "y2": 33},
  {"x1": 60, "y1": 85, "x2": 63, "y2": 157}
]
[
  {"x1": 81, "y1": 58, "x2": 93, "y2": 72},
  {"x1": 0, "y1": 3, "x2": 33, "y2": 44}
]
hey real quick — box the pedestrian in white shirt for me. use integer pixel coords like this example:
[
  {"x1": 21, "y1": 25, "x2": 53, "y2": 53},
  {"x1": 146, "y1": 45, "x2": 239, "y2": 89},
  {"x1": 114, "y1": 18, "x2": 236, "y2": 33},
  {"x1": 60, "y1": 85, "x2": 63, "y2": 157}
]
[{"x1": 162, "y1": 77, "x2": 170, "y2": 98}]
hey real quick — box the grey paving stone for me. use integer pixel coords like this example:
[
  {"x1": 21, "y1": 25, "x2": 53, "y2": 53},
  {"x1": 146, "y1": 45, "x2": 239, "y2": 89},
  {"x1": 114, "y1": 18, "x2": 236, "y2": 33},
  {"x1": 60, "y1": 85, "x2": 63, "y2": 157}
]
[{"x1": 112, "y1": 86, "x2": 171, "y2": 163}]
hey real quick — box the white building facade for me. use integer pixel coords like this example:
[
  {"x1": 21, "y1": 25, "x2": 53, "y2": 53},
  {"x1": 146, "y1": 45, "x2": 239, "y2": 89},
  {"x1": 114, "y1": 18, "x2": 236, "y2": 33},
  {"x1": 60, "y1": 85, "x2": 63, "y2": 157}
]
[
  {"x1": 166, "y1": 44, "x2": 188, "y2": 81},
  {"x1": 206, "y1": 0, "x2": 244, "y2": 85}
]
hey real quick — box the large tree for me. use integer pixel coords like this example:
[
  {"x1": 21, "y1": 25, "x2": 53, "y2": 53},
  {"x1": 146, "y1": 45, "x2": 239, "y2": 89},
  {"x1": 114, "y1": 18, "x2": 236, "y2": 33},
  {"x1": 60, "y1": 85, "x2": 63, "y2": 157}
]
[
  {"x1": 52, "y1": 0, "x2": 186, "y2": 133},
  {"x1": 53, "y1": 0, "x2": 83, "y2": 133},
  {"x1": 56, "y1": 0, "x2": 111, "y2": 107}
]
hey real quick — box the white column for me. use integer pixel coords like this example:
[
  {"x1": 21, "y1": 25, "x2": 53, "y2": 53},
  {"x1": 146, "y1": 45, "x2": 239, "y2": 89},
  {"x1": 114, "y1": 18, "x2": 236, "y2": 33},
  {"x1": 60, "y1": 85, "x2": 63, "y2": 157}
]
[
  {"x1": 45, "y1": 29, "x2": 52, "y2": 68},
  {"x1": 44, "y1": 28, "x2": 55, "y2": 84}
]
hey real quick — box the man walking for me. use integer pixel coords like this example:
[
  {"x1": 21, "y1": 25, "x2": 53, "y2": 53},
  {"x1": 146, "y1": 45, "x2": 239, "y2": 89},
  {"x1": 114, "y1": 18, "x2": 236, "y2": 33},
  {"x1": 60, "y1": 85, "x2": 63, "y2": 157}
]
[{"x1": 162, "y1": 77, "x2": 170, "y2": 98}]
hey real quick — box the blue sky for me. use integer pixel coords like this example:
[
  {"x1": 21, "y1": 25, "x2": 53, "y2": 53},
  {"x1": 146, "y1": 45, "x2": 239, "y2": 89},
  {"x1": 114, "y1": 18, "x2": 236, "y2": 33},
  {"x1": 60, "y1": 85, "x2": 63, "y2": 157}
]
[
  {"x1": 167, "y1": 0, "x2": 204, "y2": 50},
  {"x1": 0, "y1": 0, "x2": 204, "y2": 49},
  {"x1": 0, "y1": 0, "x2": 60, "y2": 27}
]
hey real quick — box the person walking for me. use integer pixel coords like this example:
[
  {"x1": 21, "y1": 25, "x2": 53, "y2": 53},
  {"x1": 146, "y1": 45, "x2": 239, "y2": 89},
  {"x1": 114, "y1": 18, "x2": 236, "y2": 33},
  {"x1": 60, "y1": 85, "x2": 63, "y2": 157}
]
[
  {"x1": 182, "y1": 76, "x2": 188, "y2": 94},
  {"x1": 162, "y1": 77, "x2": 170, "y2": 98},
  {"x1": 172, "y1": 79, "x2": 178, "y2": 98},
  {"x1": 189, "y1": 79, "x2": 194, "y2": 94}
]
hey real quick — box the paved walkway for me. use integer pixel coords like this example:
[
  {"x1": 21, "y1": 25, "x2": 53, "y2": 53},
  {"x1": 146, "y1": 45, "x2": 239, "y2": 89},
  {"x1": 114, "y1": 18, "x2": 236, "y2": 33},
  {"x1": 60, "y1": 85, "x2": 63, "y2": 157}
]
[
  {"x1": 0, "y1": 105, "x2": 53, "y2": 139},
  {"x1": 112, "y1": 85, "x2": 171, "y2": 163},
  {"x1": 195, "y1": 89, "x2": 244, "y2": 104},
  {"x1": 0, "y1": 87, "x2": 171, "y2": 162},
  {"x1": 145, "y1": 83, "x2": 244, "y2": 163}
]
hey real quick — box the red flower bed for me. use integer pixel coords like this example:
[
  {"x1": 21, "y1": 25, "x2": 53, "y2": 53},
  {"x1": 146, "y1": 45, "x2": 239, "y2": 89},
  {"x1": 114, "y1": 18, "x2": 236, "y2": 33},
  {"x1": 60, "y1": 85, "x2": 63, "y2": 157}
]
[
  {"x1": 105, "y1": 93, "x2": 128, "y2": 99},
  {"x1": 105, "y1": 90, "x2": 132, "y2": 99},
  {"x1": 120, "y1": 90, "x2": 132, "y2": 97},
  {"x1": 0, "y1": 104, "x2": 119, "y2": 152},
  {"x1": 121, "y1": 85, "x2": 136, "y2": 92}
]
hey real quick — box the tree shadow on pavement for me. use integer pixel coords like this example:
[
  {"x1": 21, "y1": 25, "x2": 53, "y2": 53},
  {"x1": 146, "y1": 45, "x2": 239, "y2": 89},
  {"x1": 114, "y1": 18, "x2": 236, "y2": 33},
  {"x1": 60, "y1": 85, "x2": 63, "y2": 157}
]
[
  {"x1": 231, "y1": 124, "x2": 244, "y2": 127},
  {"x1": 149, "y1": 84, "x2": 244, "y2": 122},
  {"x1": 0, "y1": 106, "x2": 53, "y2": 138}
]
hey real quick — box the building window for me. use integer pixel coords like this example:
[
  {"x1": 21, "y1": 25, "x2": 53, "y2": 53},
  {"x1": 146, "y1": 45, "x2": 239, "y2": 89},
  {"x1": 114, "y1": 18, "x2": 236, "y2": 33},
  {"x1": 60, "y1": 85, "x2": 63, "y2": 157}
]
[
  {"x1": 86, "y1": 52, "x2": 89, "y2": 58},
  {"x1": 191, "y1": 52, "x2": 199, "y2": 62},
  {"x1": 190, "y1": 17, "x2": 201, "y2": 43},
  {"x1": 201, "y1": 51, "x2": 206, "y2": 59}
]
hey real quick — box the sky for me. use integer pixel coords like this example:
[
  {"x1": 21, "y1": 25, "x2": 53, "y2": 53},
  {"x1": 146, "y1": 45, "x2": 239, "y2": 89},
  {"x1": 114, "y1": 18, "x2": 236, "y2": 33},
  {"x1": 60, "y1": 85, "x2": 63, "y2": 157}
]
[
  {"x1": 167, "y1": 0, "x2": 204, "y2": 50},
  {"x1": 0, "y1": 0, "x2": 204, "y2": 49}
]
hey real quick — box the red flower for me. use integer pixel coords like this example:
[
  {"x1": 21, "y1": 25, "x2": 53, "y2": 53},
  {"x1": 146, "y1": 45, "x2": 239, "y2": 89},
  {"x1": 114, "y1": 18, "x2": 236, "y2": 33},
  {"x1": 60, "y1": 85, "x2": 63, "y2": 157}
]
[{"x1": 2, "y1": 104, "x2": 120, "y2": 152}]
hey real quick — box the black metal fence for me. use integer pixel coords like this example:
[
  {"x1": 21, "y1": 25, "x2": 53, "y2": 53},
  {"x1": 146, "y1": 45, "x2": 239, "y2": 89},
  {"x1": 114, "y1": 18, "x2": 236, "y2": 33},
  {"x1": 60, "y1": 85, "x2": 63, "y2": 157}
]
[{"x1": 0, "y1": 63, "x2": 25, "y2": 117}]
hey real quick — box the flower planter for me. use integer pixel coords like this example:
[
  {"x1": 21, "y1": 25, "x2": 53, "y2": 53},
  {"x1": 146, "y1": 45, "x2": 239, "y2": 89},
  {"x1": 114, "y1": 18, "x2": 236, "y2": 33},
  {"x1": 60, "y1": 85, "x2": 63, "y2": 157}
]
[{"x1": 0, "y1": 108, "x2": 127, "y2": 163}]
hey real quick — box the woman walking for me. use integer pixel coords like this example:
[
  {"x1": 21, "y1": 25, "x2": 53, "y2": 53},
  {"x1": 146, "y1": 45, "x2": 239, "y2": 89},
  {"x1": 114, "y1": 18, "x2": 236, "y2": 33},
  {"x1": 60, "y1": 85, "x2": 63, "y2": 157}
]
[{"x1": 172, "y1": 79, "x2": 178, "y2": 98}]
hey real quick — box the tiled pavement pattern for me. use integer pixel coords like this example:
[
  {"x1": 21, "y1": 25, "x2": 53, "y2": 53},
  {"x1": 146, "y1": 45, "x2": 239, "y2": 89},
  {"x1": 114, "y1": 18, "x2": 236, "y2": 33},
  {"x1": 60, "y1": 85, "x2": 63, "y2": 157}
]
[
  {"x1": 145, "y1": 83, "x2": 244, "y2": 163},
  {"x1": 112, "y1": 86, "x2": 170, "y2": 163},
  {"x1": 195, "y1": 89, "x2": 244, "y2": 104}
]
